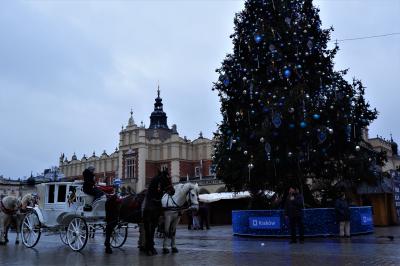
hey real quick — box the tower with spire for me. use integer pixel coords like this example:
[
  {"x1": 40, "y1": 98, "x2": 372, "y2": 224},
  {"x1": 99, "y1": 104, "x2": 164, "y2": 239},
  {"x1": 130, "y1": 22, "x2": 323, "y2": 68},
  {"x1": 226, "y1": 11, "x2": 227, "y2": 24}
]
[
  {"x1": 128, "y1": 108, "x2": 136, "y2": 127},
  {"x1": 149, "y1": 84, "x2": 169, "y2": 129}
]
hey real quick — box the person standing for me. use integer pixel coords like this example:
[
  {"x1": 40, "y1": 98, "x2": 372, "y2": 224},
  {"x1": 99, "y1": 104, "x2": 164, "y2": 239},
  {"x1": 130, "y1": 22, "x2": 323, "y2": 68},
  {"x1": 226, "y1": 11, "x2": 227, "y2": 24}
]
[
  {"x1": 187, "y1": 209, "x2": 193, "y2": 230},
  {"x1": 285, "y1": 186, "x2": 305, "y2": 244},
  {"x1": 199, "y1": 202, "x2": 210, "y2": 230},
  {"x1": 335, "y1": 192, "x2": 351, "y2": 238},
  {"x1": 192, "y1": 210, "x2": 201, "y2": 230}
]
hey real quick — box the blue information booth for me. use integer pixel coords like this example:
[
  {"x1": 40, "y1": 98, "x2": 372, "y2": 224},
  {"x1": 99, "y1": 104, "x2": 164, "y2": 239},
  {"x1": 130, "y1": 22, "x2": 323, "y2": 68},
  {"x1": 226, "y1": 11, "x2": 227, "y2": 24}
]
[{"x1": 232, "y1": 207, "x2": 373, "y2": 237}]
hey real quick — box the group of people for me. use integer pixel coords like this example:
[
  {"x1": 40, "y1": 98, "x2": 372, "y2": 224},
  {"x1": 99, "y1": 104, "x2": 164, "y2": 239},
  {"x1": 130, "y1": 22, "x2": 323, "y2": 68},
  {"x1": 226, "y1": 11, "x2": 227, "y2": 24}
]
[{"x1": 284, "y1": 186, "x2": 352, "y2": 243}]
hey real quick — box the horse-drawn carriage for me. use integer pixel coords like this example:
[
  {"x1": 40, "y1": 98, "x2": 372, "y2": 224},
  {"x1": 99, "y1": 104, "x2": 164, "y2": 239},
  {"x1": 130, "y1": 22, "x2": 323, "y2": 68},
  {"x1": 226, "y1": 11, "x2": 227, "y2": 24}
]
[
  {"x1": 17, "y1": 174, "x2": 200, "y2": 254},
  {"x1": 21, "y1": 181, "x2": 127, "y2": 251}
]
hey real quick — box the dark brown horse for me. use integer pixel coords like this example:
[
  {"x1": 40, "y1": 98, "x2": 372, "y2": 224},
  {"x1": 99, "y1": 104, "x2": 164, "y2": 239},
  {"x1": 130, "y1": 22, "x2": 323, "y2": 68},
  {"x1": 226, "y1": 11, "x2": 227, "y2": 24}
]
[{"x1": 104, "y1": 169, "x2": 175, "y2": 255}]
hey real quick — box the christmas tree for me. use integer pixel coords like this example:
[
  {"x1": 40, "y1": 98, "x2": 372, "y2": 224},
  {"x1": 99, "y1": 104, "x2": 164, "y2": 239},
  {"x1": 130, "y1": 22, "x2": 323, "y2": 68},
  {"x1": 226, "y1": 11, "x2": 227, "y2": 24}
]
[{"x1": 213, "y1": 0, "x2": 384, "y2": 205}]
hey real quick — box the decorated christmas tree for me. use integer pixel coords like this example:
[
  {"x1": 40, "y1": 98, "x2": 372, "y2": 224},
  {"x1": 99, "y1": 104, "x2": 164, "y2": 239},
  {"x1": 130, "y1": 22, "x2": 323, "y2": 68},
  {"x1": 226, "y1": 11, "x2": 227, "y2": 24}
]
[{"x1": 213, "y1": 0, "x2": 385, "y2": 205}]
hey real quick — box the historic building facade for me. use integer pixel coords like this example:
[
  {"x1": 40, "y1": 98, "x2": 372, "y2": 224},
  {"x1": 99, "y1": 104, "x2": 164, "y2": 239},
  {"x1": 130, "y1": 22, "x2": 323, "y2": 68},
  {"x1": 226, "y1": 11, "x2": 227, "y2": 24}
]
[
  {"x1": 0, "y1": 174, "x2": 50, "y2": 199},
  {"x1": 0, "y1": 176, "x2": 27, "y2": 198},
  {"x1": 59, "y1": 88, "x2": 223, "y2": 193},
  {"x1": 363, "y1": 129, "x2": 400, "y2": 172},
  {"x1": 368, "y1": 137, "x2": 400, "y2": 172}
]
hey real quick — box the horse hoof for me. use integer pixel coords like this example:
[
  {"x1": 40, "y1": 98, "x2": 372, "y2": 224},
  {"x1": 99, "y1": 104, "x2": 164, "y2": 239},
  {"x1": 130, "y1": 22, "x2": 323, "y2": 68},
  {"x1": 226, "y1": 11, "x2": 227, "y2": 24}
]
[
  {"x1": 0, "y1": 242, "x2": 6, "y2": 246},
  {"x1": 138, "y1": 246, "x2": 146, "y2": 252},
  {"x1": 162, "y1": 248, "x2": 170, "y2": 254},
  {"x1": 171, "y1": 247, "x2": 179, "y2": 253},
  {"x1": 105, "y1": 247, "x2": 113, "y2": 254},
  {"x1": 15, "y1": 241, "x2": 19, "y2": 245},
  {"x1": 151, "y1": 248, "x2": 158, "y2": 255}
]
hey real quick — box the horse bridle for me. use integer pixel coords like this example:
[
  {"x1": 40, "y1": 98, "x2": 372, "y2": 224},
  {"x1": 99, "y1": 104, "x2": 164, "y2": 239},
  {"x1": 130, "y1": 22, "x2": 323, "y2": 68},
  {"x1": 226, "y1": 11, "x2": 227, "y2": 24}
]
[
  {"x1": 165, "y1": 183, "x2": 175, "y2": 195},
  {"x1": 165, "y1": 188, "x2": 196, "y2": 212}
]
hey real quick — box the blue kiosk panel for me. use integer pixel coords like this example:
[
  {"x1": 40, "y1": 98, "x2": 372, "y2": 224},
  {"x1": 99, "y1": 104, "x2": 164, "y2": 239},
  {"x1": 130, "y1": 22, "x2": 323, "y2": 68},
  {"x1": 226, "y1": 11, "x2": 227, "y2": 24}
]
[{"x1": 232, "y1": 207, "x2": 373, "y2": 237}]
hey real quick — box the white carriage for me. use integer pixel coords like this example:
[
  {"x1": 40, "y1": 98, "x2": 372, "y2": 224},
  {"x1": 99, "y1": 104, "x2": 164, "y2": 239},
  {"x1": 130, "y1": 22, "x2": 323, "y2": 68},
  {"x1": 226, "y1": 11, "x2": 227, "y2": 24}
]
[{"x1": 21, "y1": 181, "x2": 127, "y2": 251}]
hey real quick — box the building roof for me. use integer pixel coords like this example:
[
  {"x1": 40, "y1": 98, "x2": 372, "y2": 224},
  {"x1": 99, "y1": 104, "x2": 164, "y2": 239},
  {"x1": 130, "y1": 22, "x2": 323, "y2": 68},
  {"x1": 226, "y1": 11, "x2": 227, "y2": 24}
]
[{"x1": 199, "y1": 191, "x2": 275, "y2": 203}]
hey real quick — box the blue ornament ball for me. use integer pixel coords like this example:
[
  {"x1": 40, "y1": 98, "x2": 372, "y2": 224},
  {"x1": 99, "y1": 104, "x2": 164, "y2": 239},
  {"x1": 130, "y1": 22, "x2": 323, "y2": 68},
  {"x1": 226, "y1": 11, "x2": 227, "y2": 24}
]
[
  {"x1": 289, "y1": 123, "x2": 295, "y2": 129},
  {"x1": 254, "y1": 34, "x2": 262, "y2": 43},
  {"x1": 300, "y1": 121, "x2": 307, "y2": 128},
  {"x1": 283, "y1": 68, "x2": 291, "y2": 78},
  {"x1": 313, "y1": 114, "x2": 320, "y2": 120},
  {"x1": 223, "y1": 78, "x2": 229, "y2": 86}
]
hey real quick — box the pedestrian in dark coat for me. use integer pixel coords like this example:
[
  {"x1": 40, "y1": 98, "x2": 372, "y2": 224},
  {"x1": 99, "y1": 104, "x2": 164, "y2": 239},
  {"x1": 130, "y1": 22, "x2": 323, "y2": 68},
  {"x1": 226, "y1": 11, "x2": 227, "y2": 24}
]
[
  {"x1": 199, "y1": 202, "x2": 210, "y2": 230},
  {"x1": 335, "y1": 193, "x2": 351, "y2": 237},
  {"x1": 284, "y1": 187, "x2": 305, "y2": 244},
  {"x1": 187, "y1": 209, "x2": 193, "y2": 230}
]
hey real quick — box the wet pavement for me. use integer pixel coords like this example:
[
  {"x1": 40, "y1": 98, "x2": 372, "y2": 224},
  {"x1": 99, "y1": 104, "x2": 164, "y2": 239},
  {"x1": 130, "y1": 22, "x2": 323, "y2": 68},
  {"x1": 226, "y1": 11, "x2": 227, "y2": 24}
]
[{"x1": 1, "y1": 225, "x2": 400, "y2": 266}]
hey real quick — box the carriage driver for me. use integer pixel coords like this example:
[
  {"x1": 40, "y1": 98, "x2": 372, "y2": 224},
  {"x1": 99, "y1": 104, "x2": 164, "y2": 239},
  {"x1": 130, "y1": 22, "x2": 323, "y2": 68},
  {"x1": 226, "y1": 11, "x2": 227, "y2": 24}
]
[{"x1": 82, "y1": 166, "x2": 104, "y2": 203}]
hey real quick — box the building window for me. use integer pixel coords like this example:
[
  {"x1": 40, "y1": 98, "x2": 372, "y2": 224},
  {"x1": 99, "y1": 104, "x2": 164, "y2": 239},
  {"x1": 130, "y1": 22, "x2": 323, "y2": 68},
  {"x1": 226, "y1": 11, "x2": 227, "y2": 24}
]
[
  {"x1": 126, "y1": 158, "x2": 135, "y2": 179},
  {"x1": 195, "y1": 167, "x2": 201, "y2": 178},
  {"x1": 160, "y1": 163, "x2": 168, "y2": 171},
  {"x1": 209, "y1": 164, "x2": 217, "y2": 176}
]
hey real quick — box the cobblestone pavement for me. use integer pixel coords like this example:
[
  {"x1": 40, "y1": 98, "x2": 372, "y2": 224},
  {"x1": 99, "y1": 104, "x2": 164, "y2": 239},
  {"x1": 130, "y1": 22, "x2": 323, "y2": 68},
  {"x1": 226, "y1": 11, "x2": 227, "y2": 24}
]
[{"x1": 1, "y1": 226, "x2": 400, "y2": 266}]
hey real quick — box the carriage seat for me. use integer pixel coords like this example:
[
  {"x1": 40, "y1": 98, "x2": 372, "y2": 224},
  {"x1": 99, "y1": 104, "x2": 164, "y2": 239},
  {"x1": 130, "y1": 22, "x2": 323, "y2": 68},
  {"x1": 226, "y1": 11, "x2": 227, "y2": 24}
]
[{"x1": 77, "y1": 187, "x2": 106, "y2": 209}]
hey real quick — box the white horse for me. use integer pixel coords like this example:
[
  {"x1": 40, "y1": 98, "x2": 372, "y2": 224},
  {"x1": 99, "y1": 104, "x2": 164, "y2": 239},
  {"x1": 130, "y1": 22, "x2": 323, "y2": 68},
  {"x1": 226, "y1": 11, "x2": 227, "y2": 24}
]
[
  {"x1": 161, "y1": 183, "x2": 199, "y2": 254},
  {"x1": 1, "y1": 194, "x2": 36, "y2": 245}
]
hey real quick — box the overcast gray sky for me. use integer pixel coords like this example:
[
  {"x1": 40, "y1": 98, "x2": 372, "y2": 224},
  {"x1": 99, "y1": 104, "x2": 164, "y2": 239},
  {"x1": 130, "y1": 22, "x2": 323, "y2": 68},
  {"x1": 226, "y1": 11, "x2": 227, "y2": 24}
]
[{"x1": 0, "y1": 0, "x2": 399, "y2": 178}]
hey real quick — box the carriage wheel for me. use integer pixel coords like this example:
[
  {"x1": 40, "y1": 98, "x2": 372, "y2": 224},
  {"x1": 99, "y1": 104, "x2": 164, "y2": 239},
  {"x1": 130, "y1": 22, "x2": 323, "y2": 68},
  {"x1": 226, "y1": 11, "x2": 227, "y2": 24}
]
[
  {"x1": 59, "y1": 226, "x2": 68, "y2": 245},
  {"x1": 67, "y1": 217, "x2": 88, "y2": 251},
  {"x1": 21, "y1": 211, "x2": 41, "y2": 248},
  {"x1": 110, "y1": 225, "x2": 128, "y2": 248}
]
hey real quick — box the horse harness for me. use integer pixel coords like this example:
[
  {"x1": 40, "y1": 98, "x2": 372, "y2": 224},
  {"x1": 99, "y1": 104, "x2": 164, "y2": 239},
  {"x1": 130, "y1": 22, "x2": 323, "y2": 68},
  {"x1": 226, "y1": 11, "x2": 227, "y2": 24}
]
[
  {"x1": 0, "y1": 199, "x2": 18, "y2": 216},
  {"x1": 164, "y1": 189, "x2": 195, "y2": 215}
]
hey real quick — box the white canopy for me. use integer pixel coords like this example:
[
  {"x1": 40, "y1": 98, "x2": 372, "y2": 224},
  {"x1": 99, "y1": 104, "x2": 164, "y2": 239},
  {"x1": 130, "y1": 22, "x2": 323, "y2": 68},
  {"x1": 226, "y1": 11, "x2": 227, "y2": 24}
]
[{"x1": 199, "y1": 191, "x2": 275, "y2": 203}]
